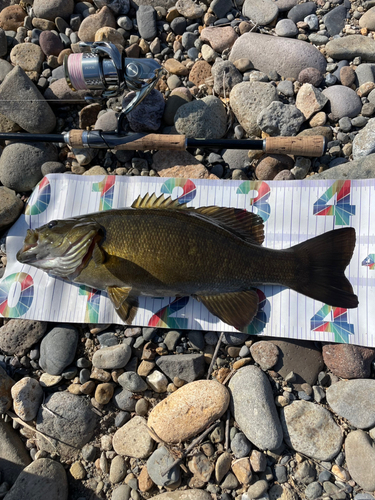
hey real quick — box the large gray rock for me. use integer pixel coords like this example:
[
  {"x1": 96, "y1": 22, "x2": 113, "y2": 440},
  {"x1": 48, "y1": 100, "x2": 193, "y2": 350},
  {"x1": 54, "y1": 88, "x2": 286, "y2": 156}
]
[
  {"x1": 155, "y1": 353, "x2": 205, "y2": 382},
  {"x1": 230, "y1": 81, "x2": 278, "y2": 136},
  {"x1": 0, "y1": 187, "x2": 23, "y2": 229},
  {"x1": 322, "y1": 85, "x2": 362, "y2": 121},
  {"x1": 345, "y1": 430, "x2": 375, "y2": 491},
  {"x1": 257, "y1": 101, "x2": 305, "y2": 136},
  {"x1": 0, "y1": 420, "x2": 31, "y2": 486},
  {"x1": 0, "y1": 320, "x2": 48, "y2": 356},
  {"x1": 326, "y1": 379, "x2": 375, "y2": 429},
  {"x1": 323, "y1": 4, "x2": 348, "y2": 36},
  {"x1": 4, "y1": 458, "x2": 68, "y2": 500},
  {"x1": 352, "y1": 117, "x2": 375, "y2": 159},
  {"x1": 280, "y1": 401, "x2": 343, "y2": 460},
  {"x1": 0, "y1": 66, "x2": 56, "y2": 133},
  {"x1": 229, "y1": 33, "x2": 327, "y2": 79},
  {"x1": 326, "y1": 35, "x2": 375, "y2": 62},
  {"x1": 229, "y1": 365, "x2": 283, "y2": 450},
  {"x1": 136, "y1": 5, "x2": 157, "y2": 40},
  {"x1": 0, "y1": 142, "x2": 58, "y2": 192},
  {"x1": 308, "y1": 153, "x2": 375, "y2": 179},
  {"x1": 39, "y1": 325, "x2": 79, "y2": 375},
  {"x1": 36, "y1": 392, "x2": 98, "y2": 459},
  {"x1": 174, "y1": 95, "x2": 227, "y2": 139},
  {"x1": 33, "y1": 0, "x2": 74, "y2": 20},
  {"x1": 242, "y1": 0, "x2": 279, "y2": 25}
]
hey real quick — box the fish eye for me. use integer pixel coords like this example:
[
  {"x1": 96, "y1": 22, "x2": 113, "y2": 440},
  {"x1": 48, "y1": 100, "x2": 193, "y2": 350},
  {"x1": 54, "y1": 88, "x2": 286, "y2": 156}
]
[{"x1": 47, "y1": 220, "x2": 58, "y2": 229}]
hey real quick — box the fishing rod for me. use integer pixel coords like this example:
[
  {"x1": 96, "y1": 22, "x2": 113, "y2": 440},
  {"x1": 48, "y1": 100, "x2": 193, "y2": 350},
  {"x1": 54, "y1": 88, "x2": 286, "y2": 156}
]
[{"x1": 0, "y1": 41, "x2": 327, "y2": 158}]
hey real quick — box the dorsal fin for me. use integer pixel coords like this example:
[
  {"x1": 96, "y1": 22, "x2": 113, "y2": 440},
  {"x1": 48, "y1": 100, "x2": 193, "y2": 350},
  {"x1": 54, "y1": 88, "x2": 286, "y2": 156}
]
[
  {"x1": 131, "y1": 193, "x2": 187, "y2": 210},
  {"x1": 195, "y1": 206, "x2": 264, "y2": 245}
]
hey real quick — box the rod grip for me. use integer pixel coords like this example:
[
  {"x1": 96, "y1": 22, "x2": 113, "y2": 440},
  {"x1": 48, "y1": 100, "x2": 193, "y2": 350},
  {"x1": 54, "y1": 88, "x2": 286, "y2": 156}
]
[
  {"x1": 264, "y1": 136, "x2": 326, "y2": 157},
  {"x1": 68, "y1": 129, "x2": 84, "y2": 147},
  {"x1": 115, "y1": 134, "x2": 186, "y2": 151}
]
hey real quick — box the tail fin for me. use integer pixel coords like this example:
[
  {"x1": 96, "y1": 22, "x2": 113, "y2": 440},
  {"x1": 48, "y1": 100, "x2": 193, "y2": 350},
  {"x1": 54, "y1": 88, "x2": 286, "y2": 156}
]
[{"x1": 291, "y1": 227, "x2": 358, "y2": 308}]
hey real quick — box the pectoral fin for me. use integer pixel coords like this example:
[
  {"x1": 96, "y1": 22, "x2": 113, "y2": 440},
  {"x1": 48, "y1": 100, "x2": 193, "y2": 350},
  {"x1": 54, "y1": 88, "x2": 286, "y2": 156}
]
[
  {"x1": 195, "y1": 290, "x2": 259, "y2": 331},
  {"x1": 107, "y1": 286, "x2": 138, "y2": 324},
  {"x1": 92, "y1": 243, "x2": 107, "y2": 266}
]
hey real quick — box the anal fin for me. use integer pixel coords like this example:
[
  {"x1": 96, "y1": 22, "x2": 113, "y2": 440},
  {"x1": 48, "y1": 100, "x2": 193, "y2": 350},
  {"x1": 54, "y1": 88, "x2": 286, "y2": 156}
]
[
  {"x1": 107, "y1": 286, "x2": 138, "y2": 324},
  {"x1": 194, "y1": 290, "x2": 259, "y2": 331}
]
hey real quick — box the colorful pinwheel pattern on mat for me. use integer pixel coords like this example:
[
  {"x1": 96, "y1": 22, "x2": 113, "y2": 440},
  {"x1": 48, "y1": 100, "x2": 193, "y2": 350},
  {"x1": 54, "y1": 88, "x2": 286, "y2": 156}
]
[
  {"x1": 313, "y1": 180, "x2": 355, "y2": 226},
  {"x1": 311, "y1": 304, "x2": 354, "y2": 343},
  {"x1": 362, "y1": 254, "x2": 375, "y2": 270},
  {"x1": 92, "y1": 175, "x2": 116, "y2": 211},
  {"x1": 25, "y1": 177, "x2": 51, "y2": 215},
  {"x1": 160, "y1": 178, "x2": 196, "y2": 204},
  {"x1": 237, "y1": 181, "x2": 271, "y2": 222},
  {"x1": 0, "y1": 272, "x2": 34, "y2": 317},
  {"x1": 79, "y1": 286, "x2": 101, "y2": 323}
]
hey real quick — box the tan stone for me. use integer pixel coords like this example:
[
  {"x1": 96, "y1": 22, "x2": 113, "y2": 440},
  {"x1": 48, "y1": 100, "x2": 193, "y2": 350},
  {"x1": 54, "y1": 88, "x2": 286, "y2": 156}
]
[
  {"x1": 78, "y1": 7, "x2": 116, "y2": 43},
  {"x1": 32, "y1": 18, "x2": 55, "y2": 31},
  {"x1": 147, "y1": 380, "x2": 230, "y2": 444},
  {"x1": 188, "y1": 452, "x2": 214, "y2": 482},
  {"x1": 138, "y1": 465, "x2": 154, "y2": 492},
  {"x1": 10, "y1": 43, "x2": 44, "y2": 73},
  {"x1": 0, "y1": 5, "x2": 26, "y2": 31},
  {"x1": 157, "y1": 163, "x2": 218, "y2": 180},
  {"x1": 164, "y1": 58, "x2": 189, "y2": 76},
  {"x1": 113, "y1": 416, "x2": 154, "y2": 458},
  {"x1": 295, "y1": 83, "x2": 328, "y2": 120},
  {"x1": 70, "y1": 461, "x2": 86, "y2": 480},
  {"x1": 166, "y1": 7, "x2": 180, "y2": 22},
  {"x1": 357, "y1": 81, "x2": 375, "y2": 98},
  {"x1": 232, "y1": 458, "x2": 252, "y2": 485},
  {"x1": 200, "y1": 26, "x2": 238, "y2": 53},
  {"x1": 189, "y1": 60, "x2": 212, "y2": 87},
  {"x1": 152, "y1": 149, "x2": 201, "y2": 171},
  {"x1": 68, "y1": 384, "x2": 82, "y2": 395},
  {"x1": 95, "y1": 383, "x2": 114, "y2": 404},
  {"x1": 0, "y1": 112, "x2": 21, "y2": 133},
  {"x1": 137, "y1": 360, "x2": 155, "y2": 377},
  {"x1": 309, "y1": 111, "x2": 326, "y2": 127},
  {"x1": 95, "y1": 27, "x2": 124, "y2": 46},
  {"x1": 39, "y1": 373, "x2": 62, "y2": 387}
]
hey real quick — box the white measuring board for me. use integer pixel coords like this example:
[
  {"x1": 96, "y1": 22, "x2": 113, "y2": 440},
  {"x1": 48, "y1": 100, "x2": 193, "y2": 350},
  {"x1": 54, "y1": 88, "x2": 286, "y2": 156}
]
[{"x1": 1, "y1": 174, "x2": 374, "y2": 347}]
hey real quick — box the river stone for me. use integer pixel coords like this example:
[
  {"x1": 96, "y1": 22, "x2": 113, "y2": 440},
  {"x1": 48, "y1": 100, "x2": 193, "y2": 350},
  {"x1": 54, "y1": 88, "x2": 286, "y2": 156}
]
[
  {"x1": 295, "y1": 83, "x2": 328, "y2": 120},
  {"x1": 0, "y1": 5, "x2": 26, "y2": 31},
  {"x1": 0, "y1": 187, "x2": 23, "y2": 230},
  {"x1": 33, "y1": 0, "x2": 74, "y2": 21},
  {"x1": 275, "y1": 19, "x2": 298, "y2": 37},
  {"x1": 0, "y1": 142, "x2": 58, "y2": 192},
  {"x1": 4, "y1": 458, "x2": 68, "y2": 500},
  {"x1": 280, "y1": 400, "x2": 343, "y2": 460},
  {"x1": 288, "y1": 1, "x2": 316, "y2": 22},
  {"x1": 113, "y1": 416, "x2": 154, "y2": 458},
  {"x1": 0, "y1": 320, "x2": 47, "y2": 356},
  {"x1": 257, "y1": 101, "x2": 305, "y2": 136},
  {"x1": 345, "y1": 430, "x2": 375, "y2": 491},
  {"x1": 310, "y1": 152, "x2": 375, "y2": 180},
  {"x1": 359, "y1": 6, "x2": 375, "y2": 30},
  {"x1": 113, "y1": 387, "x2": 136, "y2": 411},
  {"x1": 230, "y1": 81, "x2": 278, "y2": 136},
  {"x1": 163, "y1": 91, "x2": 191, "y2": 125},
  {"x1": 250, "y1": 341, "x2": 279, "y2": 370},
  {"x1": 326, "y1": 379, "x2": 375, "y2": 429},
  {"x1": 10, "y1": 43, "x2": 44, "y2": 72},
  {"x1": 176, "y1": 0, "x2": 205, "y2": 19},
  {"x1": 326, "y1": 35, "x2": 375, "y2": 62},
  {"x1": 212, "y1": 60, "x2": 243, "y2": 97},
  {"x1": 136, "y1": 5, "x2": 157, "y2": 40},
  {"x1": 200, "y1": 26, "x2": 238, "y2": 53},
  {"x1": 0, "y1": 419, "x2": 31, "y2": 485},
  {"x1": 265, "y1": 338, "x2": 324, "y2": 390},
  {"x1": 352, "y1": 117, "x2": 375, "y2": 159},
  {"x1": 322, "y1": 86, "x2": 362, "y2": 121},
  {"x1": 322, "y1": 344, "x2": 375, "y2": 378},
  {"x1": 39, "y1": 325, "x2": 79, "y2": 375},
  {"x1": 0, "y1": 365, "x2": 14, "y2": 413},
  {"x1": 92, "y1": 344, "x2": 132, "y2": 370},
  {"x1": 229, "y1": 365, "x2": 283, "y2": 450},
  {"x1": 229, "y1": 33, "x2": 326, "y2": 80},
  {"x1": 174, "y1": 95, "x2": 227, "y2": 139},
  {"x1": 156, "y1": 353, "x2": 205, "y2": 382},
  {"x1": 147, "y1": 446, "x2": 180, "y2": 487},
  {"x1": 44, "y1": 78, "x2": 93, "y2": 101},
  {"x1": 0, "y1": 66, "x2": 56, "y2": 133},
  {"x1": 122, "y1": 89, "x2": 164, "y2": 132},
  {"x1": 146, "y1": 491, "x2": 213, "y2": 500},
  {"x1": 36, "y1": 392, "x2": 98, "y2": 459},
  {"x1": 323, "y1": 4, "x2": 348, "y2": 36},
  {"x1": 11, "y1": 377, "x2": 43, "y2": 421},
  {"x1": 242, "y1": 0, "x2": 279, "y2": 26},
  {"x1": 78, "y1": 6, "x2": 116, "y2": 42},
  {"x1": 148, "y1": 380, "x2": 230, "y2": 443},
  {"x1": 117, "y1": 371, "x2": 148, "y2": 392}
]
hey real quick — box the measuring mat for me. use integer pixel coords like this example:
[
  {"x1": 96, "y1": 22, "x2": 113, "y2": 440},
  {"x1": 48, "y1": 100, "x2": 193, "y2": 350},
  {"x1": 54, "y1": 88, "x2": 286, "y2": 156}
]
[{"x1": 1, "y1": 174, "x2": 374, "y2": 347}]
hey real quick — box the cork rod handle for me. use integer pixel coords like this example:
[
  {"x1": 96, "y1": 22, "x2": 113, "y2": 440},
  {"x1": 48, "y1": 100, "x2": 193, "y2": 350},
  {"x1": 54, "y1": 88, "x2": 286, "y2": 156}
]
[
  {"x1": 115, "y1": 134, "x2": 186, "y2": 151},
  {"x1": 264, "y1": 136, "x2": 326, "y2": 157}
]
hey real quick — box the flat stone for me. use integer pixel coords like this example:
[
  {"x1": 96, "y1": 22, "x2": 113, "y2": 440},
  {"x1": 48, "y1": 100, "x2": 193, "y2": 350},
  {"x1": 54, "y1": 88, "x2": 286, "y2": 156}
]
[
  {"x1": 255, "y1": 154, "x2": 294, "y2": 180},
  {"x1": 352, "y1": 117, "x2": 375, "y2": 159},
  {"x1": 322, "y1": 85, "x2": 362, "y2": 121},
  {"x1": 92, "y1": 344, "x2": 132, "y2": 370},
  {"x1": 10, "y1": 43, "x2": 44, "y2": 72},
  {"x1": 359, "y1": 6, "x2": 375, "y2": 30},
  {"x1": 0, "y1": 66, "x2": 56, "y2": 133},
  {"x1": 200, "y1": 26, "x2": 238, "y2": 53},
  {"x1": 39, "y1": 325, "x2": 79, "y2": 376},
  {"x1": 323, "y1": 4, "x2": 348, "y2": 36},
  {"x1": 147, "y1": 446, "x2": 180, "y2": 487},
  {"x1": 212, "y1": 60, "x2": 243, "y2": 97},
  {"x1": 4, "y1": 458, "x2": 68, "y2": 500},
  {"x1": 222, "y1": 149, "x2": 251, "y2": 170},
  {"x1": 145, "y1": 491, "x2": 213, "y2": 500},
  {"x1": 288, "y1": 1, "x2": 316, "y2": 22},
  {"x1": 148, "y1": 380, "x2": 230, "y2": 443},
  {"x1": 122, "y1": 89, "x2": 164, "y2": 132},
  {"x1": 0, "y1": 5, "x2": 26, "y2": 30},
  {"x1": 295, "y1": 83, "x2": 328, "y2": 120},
  {"x1": 326, "y1": 379, "x2": 375, "y2": 429},
  {"x1": 113, "y1": 416, "x2": 154, "y2": 458},
  {"x1": 157, "y1": 163, "x2": 217, "y2": 179},
  {"x1": 39, "y1": 30, "x2": 64, "y2": 57},
  {"x1": 0, "y1": 187, "x2": 24, "y2": 229},
  {"x1": 152, "y1": 149, "x2": 201, "y2": 171},
  {"x1": 0, "y1": 419, "x2": 31, "y2": 485},
  {"x1": 164, "y1": 58, "x2": 189, "y2": 76},
  {"x1": 345, "y1": 430, "x2": 375, "y2": 491},
  {"x1": 298, "y1": 67, "x2": 324, "y2": 86},
  {"x1": 175, "y1": 95, "x2": 227, "y2": 139},
  {"x1": 11, "y1": 377, "x2": 43, "y2": 421},
  {"x1": 280, "y1": 400, "x2": 343, "y2": 460},
  {"x1": 322, "y1": 344, "x2": 375, "y2": 378},
  {"x1": 257, "y1": 101, "x2": 305, "y2": 136},
  {"x1": 242, "y1": 0, "x2": 279, "y2": 25},
  {"x1": 232, "y1": 457, "x2": 252, "y2": 485},
  {"x1": 250, "y1": 341, "x2": 279, "y2": 370},
  {"x1": 78, "y1": 6, "x2": 116, "y2": 42},
  {"x1": 118, "y1": 371, "x2": 148, "y2": 392},
  {"x1": 136, "y1": 5, "x2": 157, "y2": 41},
  {"x1": 265, "y1": 338, "x2": 324, "y2": 390},
  {"x1": 229, "y1": 365, "x2": 283, "y2": 450},
  {"x1": 229, "y1": 33, "x2": 326, "y2": 80},
  {"x1": 188, "y1": 451, "x2": 214, "y2": 482},
  {"x1": 176, "y1": 0, "x2": 205, "y2": 19},
  {"x1": 113, "y1": 387, "x2": 137, "y2": 411},
  {"x1": 36, "y1": 392, "x2": 98, "y2": 460},
  {"x1": 230, "y1": 81, "x2": 279, "y2": 136},
  {"x1": 0, "y1": 320, "x2": 47, "y2": 357},
  {"x1": 156, "y1": 353, "x2": 205, "y2": 382},
  {"x1": 43, "y1": 78, "x2": 92, "y2": 101},
  {"x1": 33, "y1": 0, "x2": 74, "y2": 21},
  {"x1": 326, "y1": 35, "x2": 375, "y2": 62}
]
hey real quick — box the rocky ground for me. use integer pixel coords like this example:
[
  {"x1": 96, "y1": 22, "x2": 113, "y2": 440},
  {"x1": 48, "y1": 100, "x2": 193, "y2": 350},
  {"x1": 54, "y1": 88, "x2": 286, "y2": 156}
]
[{"x1": 1, "y1": 0, "x2": 375, "y2": 499}]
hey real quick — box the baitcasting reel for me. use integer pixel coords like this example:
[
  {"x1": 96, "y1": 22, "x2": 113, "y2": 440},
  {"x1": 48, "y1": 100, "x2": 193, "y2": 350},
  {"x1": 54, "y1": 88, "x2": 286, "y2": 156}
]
[{"x1": 63, "y1": 41, "x2": 163, "y2": 120}]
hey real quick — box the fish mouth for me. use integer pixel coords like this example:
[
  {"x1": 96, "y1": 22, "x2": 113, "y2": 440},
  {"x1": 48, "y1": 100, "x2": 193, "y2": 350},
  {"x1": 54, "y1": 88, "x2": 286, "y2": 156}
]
[{"x1": 17, "y1": 230, "x2": 40, "y2": 263}]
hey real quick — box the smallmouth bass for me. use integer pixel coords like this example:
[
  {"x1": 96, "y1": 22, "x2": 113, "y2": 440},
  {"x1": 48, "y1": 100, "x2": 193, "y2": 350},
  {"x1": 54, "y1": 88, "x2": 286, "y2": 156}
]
[{"x1": 17, "y1": 193, "x2": 358, "y2": 330}]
